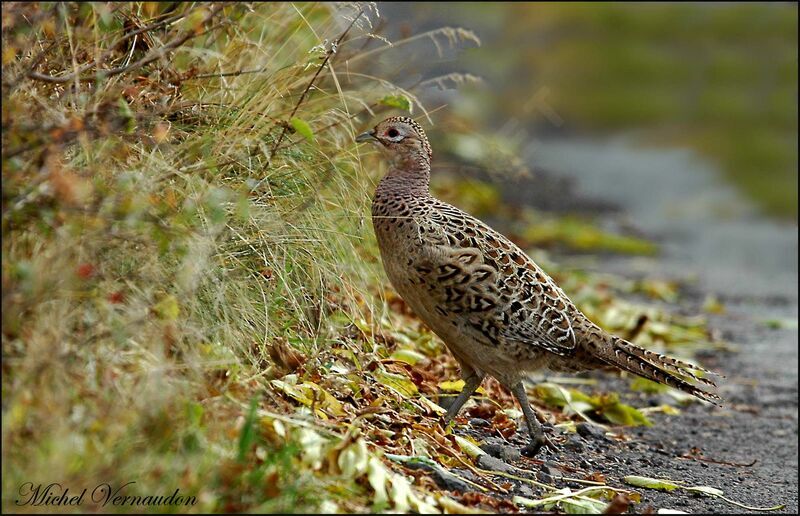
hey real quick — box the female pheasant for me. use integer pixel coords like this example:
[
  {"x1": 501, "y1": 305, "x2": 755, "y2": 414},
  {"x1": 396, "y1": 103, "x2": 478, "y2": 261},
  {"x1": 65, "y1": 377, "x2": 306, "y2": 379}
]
[{"x1": 356, "y1": 116, "x2": 719, "y2": 456}]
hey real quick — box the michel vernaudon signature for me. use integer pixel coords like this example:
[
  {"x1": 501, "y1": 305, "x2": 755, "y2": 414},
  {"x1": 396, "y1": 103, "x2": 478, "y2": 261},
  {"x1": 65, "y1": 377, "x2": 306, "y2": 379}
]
[{"x1": 16, "y1": 482, "x2": 197, "y2": 507}]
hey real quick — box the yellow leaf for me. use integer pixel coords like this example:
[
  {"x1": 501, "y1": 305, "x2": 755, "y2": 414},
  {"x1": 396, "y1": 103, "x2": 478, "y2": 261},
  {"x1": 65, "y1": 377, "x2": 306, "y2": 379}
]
[
  {"x1": 390, "y1": 473, "x2": 412, "y2": 512},
  {"x1": 390, "y1": 348, "x2": 427, "y2": 365},
  {"x1": 270, "y1": 379, "x2": 313, "y2": 406},
  {"x1": 2, "y1": 46, "x2": 17, "y2": 65},
  {"x1": 298, "y1": 427, "x2": 327, "y2": 469},
  {"x1": 375, "y1": 370, "x2": 418, "y2": 397},
  {"x1": 439, "y1": 380, "x2": 465, "y2": 392},
  {"x1": 454, "y1": 435, "x2": 485, "y2": 460},
  {"x1": 303, "y1": 381, "x2": 346, "y2": 417},
  {"x1": 439, "y1": 379, "x2": 485, "y2": 394},
  {"x1": 153, "y1": 295, "x2": 180, "y2": 320},
  {"x1": 624, "y1": 475, "x2": 681, "y2": 491},
  {"x1": 702, "y1": 295, "x2": 725, "y2": 314},
  {"x1": 5, "y1": 402, "x2": 27, "y2": 431},
  {"x1": 180, "y1": 8, "x2": 209, "y2": 34},
  {"x1": 367, "y1": 456, "x2": 389, "y2": 506},
  {"x1": 290, "y1": 117, "x2": 314, "y2": 142},
  {"x1": 417, "y1": 396, "x2": 446, "y2": 416},
  {"x1": 153, "y1": 122, "x2": 170, "y2": 144},
  {"x1": 270, "y1": 378, "x2": 345, "y2": 417},
  {"x1": 338, "y1": 438, "x2": 369, "y2": 478},
  {"x1": 42, "y1": 20, "x2": 56, "y2": 38},
  {"x1": 379, "y1": 94, "x2": 412, "y2": 113},
  {"x1": 437, "y1": 495, "x2": 485, "y2": 514},
  {"x1": 142, "y1": 2, "x2": 160, "y2": 17}
]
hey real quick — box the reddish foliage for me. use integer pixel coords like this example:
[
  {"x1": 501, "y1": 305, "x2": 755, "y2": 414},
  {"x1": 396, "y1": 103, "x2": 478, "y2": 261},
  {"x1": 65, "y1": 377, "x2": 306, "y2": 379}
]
[
  {"x1": 491, "y1": 410, "x2": 518, "y2": 439},
  {"x1": 604, "y1": 493, "x2": 633, "y2": 514},
  {"x1": 76, "y1": 263, "x2": 95, "y2": 279},
  {"x1": 585, "y1": 471, "x2": 606, "y2": 483},
  {"x1": 467, "y1": 402, "x2": 498, "y2": 420}
]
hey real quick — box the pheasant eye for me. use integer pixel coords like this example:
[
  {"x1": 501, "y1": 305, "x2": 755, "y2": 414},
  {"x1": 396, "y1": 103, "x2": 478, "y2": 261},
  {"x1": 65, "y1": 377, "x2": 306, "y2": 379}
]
[{"x1": 386, "y1": 128, "x2": 399, "y2": 138}]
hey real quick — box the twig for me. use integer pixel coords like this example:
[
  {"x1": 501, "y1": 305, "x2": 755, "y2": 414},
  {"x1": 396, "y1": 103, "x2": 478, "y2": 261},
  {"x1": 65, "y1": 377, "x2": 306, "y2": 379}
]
[
  {"x1": 189, "y1": 65, "x2": 275, "y2": 80},
  {"x1": 267, "y1": 9, "x2": 365, "y2": 164},
  {"x1": 116, "y1": 9, "x2": 189, "y2": 44},
  {"x1": 680, "y1": 455, "x2": 758, "y2": 467},
  {"x1": 554, "y1": 475, "x2": 608, "y2": 487},
  {"x1": 514, "y1": 485, "x2": 637, "y2": 509},
  {"x1": 707, "y1": 493, "x2": 784, "y2": 512},
  {"x1": 419, "y1": 432, "x2": 508, "y2": 493},
  {"x1": 679, "y1": 447, "x2": 758, "y2": 467},
  {"x1": 446, "y1": 449, "x2": 508, "y2": 493},
  {"x1": 3, "y1": 40, "x2": 57, "y2": 89},
  {"x1": 476, "y1": 467, "x2": 553, "y2": 491},
  {"x1": 512, "y1": 461, "x2": 608, "y2": 487},
  {"x1": 91, "y1": 6, "x2": 225, "y2": 80}
]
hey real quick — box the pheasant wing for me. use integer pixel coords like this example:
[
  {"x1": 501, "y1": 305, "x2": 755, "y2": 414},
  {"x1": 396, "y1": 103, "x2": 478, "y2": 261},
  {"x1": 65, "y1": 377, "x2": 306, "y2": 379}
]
[{"x1": 415, "y1": 201, "x2": 577, "y2": 356}]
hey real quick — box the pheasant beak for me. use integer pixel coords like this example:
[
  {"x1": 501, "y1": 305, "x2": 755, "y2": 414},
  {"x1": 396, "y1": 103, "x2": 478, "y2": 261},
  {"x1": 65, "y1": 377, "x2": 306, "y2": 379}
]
[{"x1": 355, "y1": 129, "x2": 377, "y2": 143}]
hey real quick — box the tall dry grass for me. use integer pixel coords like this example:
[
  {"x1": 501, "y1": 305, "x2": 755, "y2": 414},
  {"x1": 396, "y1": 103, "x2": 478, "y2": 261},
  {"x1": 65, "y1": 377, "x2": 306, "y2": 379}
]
[{"x1": 2, "y1": 3, "x2": 484, "y2": 511}]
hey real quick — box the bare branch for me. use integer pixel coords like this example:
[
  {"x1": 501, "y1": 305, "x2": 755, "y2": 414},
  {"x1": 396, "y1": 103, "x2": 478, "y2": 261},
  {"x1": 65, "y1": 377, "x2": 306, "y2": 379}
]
[{"x1": 267, "y1": 9, "x2": 365, "y2": 163}]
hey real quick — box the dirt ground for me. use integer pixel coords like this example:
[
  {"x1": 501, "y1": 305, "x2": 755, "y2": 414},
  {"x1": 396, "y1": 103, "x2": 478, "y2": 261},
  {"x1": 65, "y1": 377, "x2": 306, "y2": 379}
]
[{"x1": 442, "y1": 140, "x2": 799, "y2": 513}]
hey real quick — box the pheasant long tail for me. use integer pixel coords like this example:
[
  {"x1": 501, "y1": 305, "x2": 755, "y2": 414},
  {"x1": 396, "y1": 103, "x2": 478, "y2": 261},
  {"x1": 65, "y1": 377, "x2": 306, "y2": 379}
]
[{"x1": 593, "y1": 332, "x2": 722, "y2": 405}]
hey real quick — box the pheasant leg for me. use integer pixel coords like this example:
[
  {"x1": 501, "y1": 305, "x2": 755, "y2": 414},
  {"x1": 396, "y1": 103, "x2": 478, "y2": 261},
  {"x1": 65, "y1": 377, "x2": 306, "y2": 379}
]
[
  {"x1": 510, "y1": 381, "x2": 557, "y2": 456},
  {"x1": 442, "y1": 372, "x2": 483, "y2": 427}
]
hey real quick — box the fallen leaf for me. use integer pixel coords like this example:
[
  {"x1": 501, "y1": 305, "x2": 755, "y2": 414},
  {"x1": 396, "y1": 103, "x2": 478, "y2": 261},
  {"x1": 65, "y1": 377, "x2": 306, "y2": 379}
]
[
  {"x1": 623, "y1": 476, "x2": 681, "y2": 492},
  {"x1": 375, "y1": 369, "x2": 418, "y2": 397},
  {"x1": 390, "y1": 348, "x2": 427, "y2": 365},
  {"x1": 338, "y1": 438, "x2": 369, "y2": 478}
]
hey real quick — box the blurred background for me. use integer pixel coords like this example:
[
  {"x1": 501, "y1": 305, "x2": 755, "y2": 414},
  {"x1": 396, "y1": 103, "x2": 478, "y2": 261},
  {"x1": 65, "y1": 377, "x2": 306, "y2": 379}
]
[{"x1": 378, "y1": 2, "x2": 798, "y2": 220}]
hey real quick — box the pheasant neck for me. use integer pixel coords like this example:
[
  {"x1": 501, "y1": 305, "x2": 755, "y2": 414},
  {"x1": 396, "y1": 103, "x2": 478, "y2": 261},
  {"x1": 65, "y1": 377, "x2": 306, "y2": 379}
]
[{"x1": 377, "y1": 163, "x2": 431, "y2": 197}]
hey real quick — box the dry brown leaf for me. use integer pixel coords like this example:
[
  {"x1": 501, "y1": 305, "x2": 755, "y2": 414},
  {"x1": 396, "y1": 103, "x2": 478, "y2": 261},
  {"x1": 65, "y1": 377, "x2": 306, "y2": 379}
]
[{"x1": 268, "y1": 338, "x2": 306, "y2": 373}]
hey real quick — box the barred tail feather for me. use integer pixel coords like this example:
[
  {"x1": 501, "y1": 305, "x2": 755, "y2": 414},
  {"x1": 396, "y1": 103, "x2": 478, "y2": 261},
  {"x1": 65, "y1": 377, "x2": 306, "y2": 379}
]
[
  {"x1": 599, "y1": 335, "x2": 721, "y2": 406},
  {"x1": 614, "y1": 338, "x2": 721, "y2": 387}
]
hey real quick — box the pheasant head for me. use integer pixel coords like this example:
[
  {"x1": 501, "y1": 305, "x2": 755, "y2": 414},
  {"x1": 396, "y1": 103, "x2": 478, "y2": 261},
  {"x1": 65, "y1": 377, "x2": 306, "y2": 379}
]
[{"x1": 356, "y1": 116, "x2": 432, "y2": 171}]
